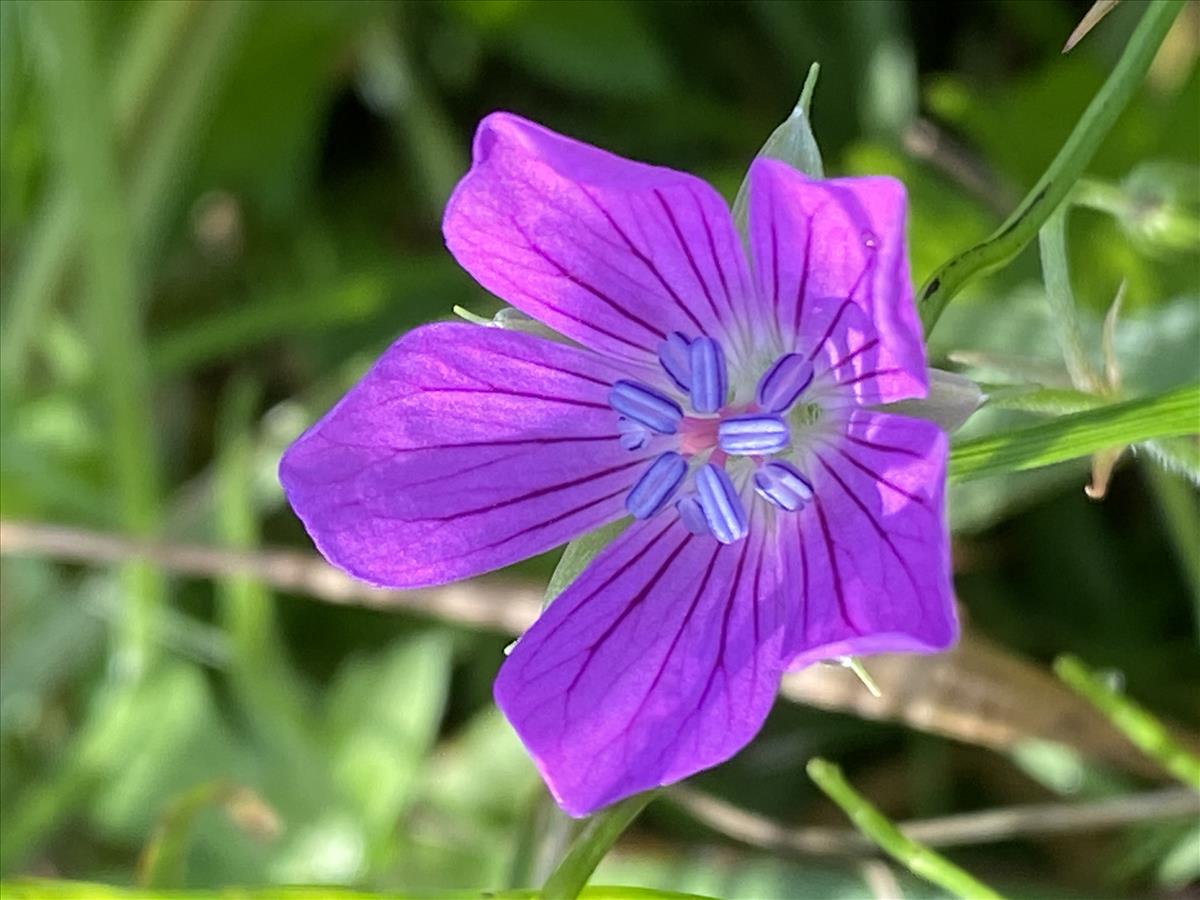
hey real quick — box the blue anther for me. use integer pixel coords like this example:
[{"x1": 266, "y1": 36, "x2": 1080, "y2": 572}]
[
  {"x1": 675, "y1": 495, "x2": 710, "y2": 536},
  {"x1": 718, "y1": 414, "x2": 790, "y2": 455},
  {"x1": 657, "y1": 331, "x2": 693, "y2": 391},
  {"x1": 753, "y1": 460, "x2": 814, "y2": 512},
  {"x1": 689, "y1": 336, "x2": 727, "y2": 414},
  {"x1": 695, "y1": 464, "x2": 748, "y2": 544},
  {"x1": 626, "y1": 452, "x2": 688, "y2": 519},
  {"x1": 617, "y1": 417, "x2": 649, "y2": 451},
  {"x1": 609, "y1": 380, "x2": 683, "y2": 435},
  {"x1": 756, "y1": 353, "x2": 815, "y2": 412}
]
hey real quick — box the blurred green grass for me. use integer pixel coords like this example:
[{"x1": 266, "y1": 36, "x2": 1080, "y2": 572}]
[{"x1": 1, "y1": 0, "x2": 1198, "y2": 897}]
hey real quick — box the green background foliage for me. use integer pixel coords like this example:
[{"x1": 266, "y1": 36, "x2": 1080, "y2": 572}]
[{"x1": 1, "y1": 1, "x2": 1197, "y2": 897}]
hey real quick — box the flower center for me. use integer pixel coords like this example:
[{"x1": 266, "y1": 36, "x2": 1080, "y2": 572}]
[{"x1": 609, "y1": 331, "x2": 821, "y2": 543}]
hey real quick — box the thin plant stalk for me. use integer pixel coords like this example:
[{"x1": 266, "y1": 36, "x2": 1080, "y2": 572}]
[
  {"x1": 1054, "y1": 656, "x2": 1200, "y2": 790},
  {"x1": 807, "y1": 758, "x2": 1004, "y2": 900},
  {"x1": 538, "y1": 792, "x2": 659, "y2": 900},
  {"x1": 918, "y1": 0, "x2": 1185, "y2": 334}
]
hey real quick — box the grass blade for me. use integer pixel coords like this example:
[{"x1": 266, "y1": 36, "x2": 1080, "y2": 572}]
[
  {"x1": 807, "y1": 758, "x2": 1004, "y2": 900},
  {"x1": 949, "y1": 383, "x2": 1199, "y2": 482},
  {"x1": 918, "y1": 0, "x2": 1185, "y2": 334}
]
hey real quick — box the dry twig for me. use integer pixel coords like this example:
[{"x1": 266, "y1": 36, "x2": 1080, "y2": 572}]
[
  {"x1": 4, "y1": 519, "x2": 1198, "y2": 779},
  {"x1": 669, "y1": 784, "x2": 1200, "y2": 855}
]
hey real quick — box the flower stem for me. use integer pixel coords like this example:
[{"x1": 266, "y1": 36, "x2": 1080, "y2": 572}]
[
  {"x1": 806, "y1": 759, "x2": 1005, "y2": 900},
  {"x1": 538, "y1": 792, "x2": 658, "y2": 900},
  {"x1": 918, "y1": 0, "x2": 1185, "y2": 335},
  {"x1": 1053, "y1": 656, "x2": 1200, "y2": 790}
]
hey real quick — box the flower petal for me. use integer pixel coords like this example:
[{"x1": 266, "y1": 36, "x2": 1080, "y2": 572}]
[
  {"x1": 444, "y1": 112, "x2": 754, "y2": 368},
  {"x1": 495, "y1": 510, "x2": 789, "y2": 816},
  {"x1": 781, "y1": 410, "x2": 957, "y2": 665},
  {"x1": 279, "y1": 323, "x2": 654, "y2": 588},
  {"x1": 747, "y1": 158, "x2": 927, "y2": 403}
]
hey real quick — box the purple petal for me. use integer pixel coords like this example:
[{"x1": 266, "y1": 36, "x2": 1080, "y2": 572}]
[
  {"x1": 746, "y1": 159, "x2": 927, "y2": 403},
  {"x1": 444, "y1": 112, "x2": 753, "y2": 367},
  {"x1": 781, "y1": 410, "x2": 957, "y2": 666},
  {"x1": 495, "y1": 511, "x2": 789, "y2": 816},
  {"x1": 279, "y1": 323, "x2": 653, "y2": 588}
]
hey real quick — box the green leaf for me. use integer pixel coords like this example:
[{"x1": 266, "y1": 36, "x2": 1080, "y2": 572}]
[
  {"x1": 325, "y1": 634, "x2": 453, "y2": 846},
  {"x1": 949, "y1": 383, "x2": 1199, "y2": 483}
]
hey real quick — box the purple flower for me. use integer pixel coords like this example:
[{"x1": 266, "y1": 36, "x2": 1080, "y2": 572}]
[{"x1": 280, "y1": 113, "x2": 957, "y2": 816}]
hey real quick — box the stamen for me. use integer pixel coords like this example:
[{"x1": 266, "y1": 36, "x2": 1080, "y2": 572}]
[
  {"x1": 717, "y1": 414, "x2": 790, "y2": 455},
  {"x1": 675, "y1": 495, "x2": 710, "y2": 536},
  {"x1": 688, "y1": 336, "x2": 727, "y2": 414},
  {"x1": 753, "y1": 460, "x2": 813, "y2": 512},
  {"x1": 626, "y1": 452, "x2": 687, "y2": 519},
  {"x1": 609, "y1": 380, "x2": 683, "y2": 434},
  {"x1": 756, "y1": 352, "x2": 815, "y2": 412},
  {"x1": 657, "y1": 331, "x2": 693, "y2": 391},
  {"x1": 695, "y1": 463, "x2": 748, "y2": 544},
  {"x1": 617, "y1": 417, "x2": 649, "y2": 451}
]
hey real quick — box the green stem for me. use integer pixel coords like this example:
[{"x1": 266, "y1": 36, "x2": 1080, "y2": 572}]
[
  {"x1": 539, "y1": 792, "x2": 658, "y2": 900},
  {"x1": 806, "y1": 759, "x2": 1004, "y2": 900},
  {"x1": 918, "y1": 0, "x2": 1184, "y2": 335},
  {"x1": 1053, "y1": 656, "x2": 1200, "y2": 790},
  {"x1": 35, "y1": 0, "x2": 165, "y2": 678}
]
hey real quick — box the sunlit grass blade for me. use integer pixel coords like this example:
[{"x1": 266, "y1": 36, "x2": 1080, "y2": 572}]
[
  {"x1": 807, "y1": 759, "x2": 1004, "y2": 900},
  {"x1": 949, "y1": 383, "x2": 1199, "y2": 483},
  {"x1": 918, "y1": 0, "x2": 1185, "y2": 334},
  {"x1": 1054, "y1": 656, "x2": 1200, "y2": 790}
]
